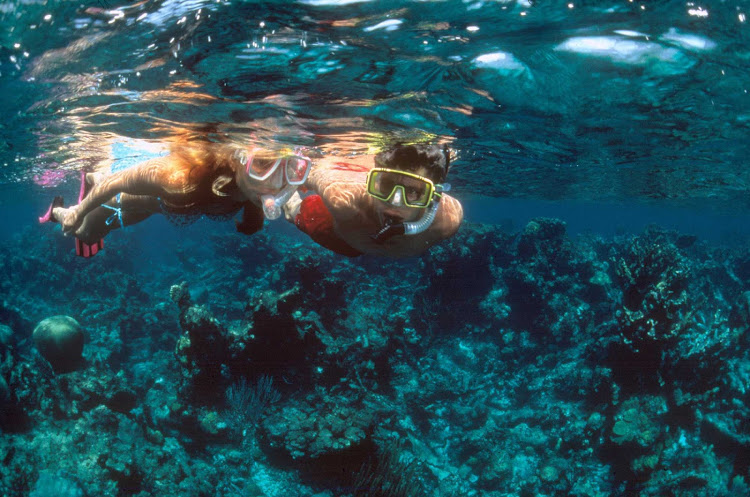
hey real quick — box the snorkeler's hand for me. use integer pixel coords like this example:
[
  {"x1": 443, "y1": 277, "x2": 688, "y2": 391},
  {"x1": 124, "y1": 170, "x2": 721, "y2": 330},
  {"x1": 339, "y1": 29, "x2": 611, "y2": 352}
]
[
  {"x1": 282, "y1": 191, "x2": 303, "y2": 223},
  {"x1": 235, "y1": 218, "x2": 262, "y2": 236},
  {"x1": 235, "y1": 202, "x2": 264, "y2": 236}
]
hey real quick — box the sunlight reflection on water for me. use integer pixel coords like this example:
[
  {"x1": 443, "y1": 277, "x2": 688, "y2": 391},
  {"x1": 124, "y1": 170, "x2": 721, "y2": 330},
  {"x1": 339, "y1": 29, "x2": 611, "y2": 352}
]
[{"x1": 0, "y1": 0, "x2": 748, "y2": 208}]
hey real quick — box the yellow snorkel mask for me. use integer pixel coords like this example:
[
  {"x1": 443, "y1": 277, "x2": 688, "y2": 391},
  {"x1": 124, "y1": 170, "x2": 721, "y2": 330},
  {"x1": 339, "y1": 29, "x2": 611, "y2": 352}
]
[
  {"x1": 366, "y1": 168, "x2": 442, "y2": 208},
  {"x1": 366, "y1": 168, "x2": 450, "y2": 243}
]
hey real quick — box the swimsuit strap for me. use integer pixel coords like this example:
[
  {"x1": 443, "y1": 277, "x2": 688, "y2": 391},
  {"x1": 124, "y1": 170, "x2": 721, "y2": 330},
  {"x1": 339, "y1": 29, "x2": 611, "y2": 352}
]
[
  {"x1": 102, "y1": 159, "x2": 125, "y2": 228},
  {"x1": 102, "y1": 193, "x2": 124, "y2": 228}
]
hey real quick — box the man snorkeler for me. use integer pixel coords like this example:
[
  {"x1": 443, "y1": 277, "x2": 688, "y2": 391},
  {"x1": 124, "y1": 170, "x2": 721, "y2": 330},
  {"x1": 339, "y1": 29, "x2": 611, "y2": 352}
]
[
  {"x1": 286, "y1": 143, "x2": 463, "y2": 258},
  {"x1": 39, "y1": 141, "x2": 311, "y2": 257}
]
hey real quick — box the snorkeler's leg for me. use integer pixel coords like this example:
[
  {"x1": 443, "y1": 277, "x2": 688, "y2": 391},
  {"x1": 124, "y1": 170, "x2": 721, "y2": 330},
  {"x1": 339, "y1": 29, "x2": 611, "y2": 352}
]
[
  {"x1": 61, "y1": 156, "x2": 179, "y2": 235},
  {"x1": 53, "y1": 171, "x2": 115, "y2": 232},
  {"x1": 40, "y1": 173, "x2": 108, "y2": 225},
  {"x1": 39, "y1": 196, "x2": 65, "y2": 223},
  {"x1": 117, "y1": 194, "x2": 161, "y2": 227},
  {"x1": 50, "y1": 205, "x2": 70, "y2": 224},
  {"x1": 85, "y1": 171, "x2": 106, "y2": 186},
  {"x1": 73, "y1": 170, "x2": 106, "y2": 256},
  {"x1": 75, "y1": 194, "x2": 161, "y2": 242}
]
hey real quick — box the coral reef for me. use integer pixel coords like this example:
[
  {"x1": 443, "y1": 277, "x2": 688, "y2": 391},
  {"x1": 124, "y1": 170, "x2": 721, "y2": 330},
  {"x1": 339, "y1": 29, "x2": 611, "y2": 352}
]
[{"x1": 0, "y1": 220, "x2": 749, "y2": 496}]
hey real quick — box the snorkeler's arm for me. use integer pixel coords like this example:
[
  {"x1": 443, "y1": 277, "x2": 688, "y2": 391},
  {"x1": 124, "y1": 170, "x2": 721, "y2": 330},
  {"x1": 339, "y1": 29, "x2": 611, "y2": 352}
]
[
  {"x1": 305, "y1": 166, "x2": 366, "y2": 223},
  {"x1": 291, "y1": 193, "x2": 363, "y2": 257},
  {"x1": 61, "y1": 156, "x2": 191, "y2": 234},
  {"x1": 235, "y1": 201, "x2": 264, "y2": 235}
]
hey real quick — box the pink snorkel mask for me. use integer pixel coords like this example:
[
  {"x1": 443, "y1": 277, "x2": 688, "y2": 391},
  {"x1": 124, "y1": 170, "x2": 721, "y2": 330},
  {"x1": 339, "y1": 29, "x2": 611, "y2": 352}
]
[
  {"x1": 242, "y1": 148, "x2": 311, "y2": 185},
  {"x1": 237, "y1": 147, "x2": 312, "y2": 219}
]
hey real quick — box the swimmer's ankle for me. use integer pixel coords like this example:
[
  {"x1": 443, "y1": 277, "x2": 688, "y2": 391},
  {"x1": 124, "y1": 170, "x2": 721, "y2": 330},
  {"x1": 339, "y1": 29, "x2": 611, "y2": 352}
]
[{"x1": 51, "y1": 206, "x2": 69, "y2": 224}]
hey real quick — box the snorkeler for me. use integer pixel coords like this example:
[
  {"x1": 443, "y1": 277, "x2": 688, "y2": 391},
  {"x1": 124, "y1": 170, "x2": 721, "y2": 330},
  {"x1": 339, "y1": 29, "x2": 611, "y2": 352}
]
[
  {"x1": 39, "y1": 142, "x2": 311, "y2": 257},
  {"x1": 285, "y1": 143, "x2": 463, "y2": 258}
]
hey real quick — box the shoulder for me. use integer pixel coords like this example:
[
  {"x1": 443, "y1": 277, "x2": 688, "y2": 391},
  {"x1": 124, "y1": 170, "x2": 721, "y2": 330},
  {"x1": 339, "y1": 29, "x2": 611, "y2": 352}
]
[
  {"x1": 317, "y1": 183, "x2": 367, "y2": 222},
  {"x1": 307, "y1": 154, "x2": 375, "y2": 213},
  {"x1": 309, "y1": 155, "x2": 373, "y2": 185},
  {"x1": 316, "y1": 153, "x2": 375, "y2": 171},
  {"x1": 435, "y1": 194, "x2": 463, "y2": 238}
]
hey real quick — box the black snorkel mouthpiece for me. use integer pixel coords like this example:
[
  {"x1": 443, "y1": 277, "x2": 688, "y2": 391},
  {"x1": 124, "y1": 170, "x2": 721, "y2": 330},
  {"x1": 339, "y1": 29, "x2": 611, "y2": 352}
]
[
  {"x1": 371, "y1": 222, "x2": 406, "y2": 244},
  {"x1": 370, "y1": 185, "x2": 448, "y2": 244}
]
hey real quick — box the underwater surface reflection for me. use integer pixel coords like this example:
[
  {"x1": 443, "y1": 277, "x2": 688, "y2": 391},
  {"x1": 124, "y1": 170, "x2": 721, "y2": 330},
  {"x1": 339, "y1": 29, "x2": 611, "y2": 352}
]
[
  {"x1": 1, "y1": 1, "x2": 750, "y2": 496},
  {"x1": 0, "y1": 0, "x2": 748, "y2": 206}
]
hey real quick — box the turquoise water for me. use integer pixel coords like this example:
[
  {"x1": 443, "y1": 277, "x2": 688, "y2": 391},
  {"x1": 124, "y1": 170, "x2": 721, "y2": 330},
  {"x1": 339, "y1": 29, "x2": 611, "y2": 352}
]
[
  {"x1": 2, "y1": 1, "x2": 750, "y2": 496},
  {"x1": 2, "y1": 0, "x2": 749, "y2": 207}
]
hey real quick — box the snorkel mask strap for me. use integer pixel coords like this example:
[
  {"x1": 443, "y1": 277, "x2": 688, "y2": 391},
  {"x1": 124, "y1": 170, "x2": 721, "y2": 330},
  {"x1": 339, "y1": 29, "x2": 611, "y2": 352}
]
[{"x1": 370, "y1": 184, "x2": 449, "y2": 244}]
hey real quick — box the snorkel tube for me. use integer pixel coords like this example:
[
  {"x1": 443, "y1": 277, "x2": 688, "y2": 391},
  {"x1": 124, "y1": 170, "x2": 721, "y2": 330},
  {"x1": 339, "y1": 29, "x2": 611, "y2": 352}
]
[
  {"x1": 261, "y1": 184, "x2": 297, "y2": 220},
  {"x1": 371, "y1": 184, "x2": 450, "y2": 244}
]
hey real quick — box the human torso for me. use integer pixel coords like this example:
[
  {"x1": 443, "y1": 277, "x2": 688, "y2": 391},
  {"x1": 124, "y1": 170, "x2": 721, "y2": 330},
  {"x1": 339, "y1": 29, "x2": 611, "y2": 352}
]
[
  {"x1": 158, "y1": 143, "x2": 251, "y2": 215},
  {"x1": 334, "y1": 198, "x2": 446, "y2": 258}
]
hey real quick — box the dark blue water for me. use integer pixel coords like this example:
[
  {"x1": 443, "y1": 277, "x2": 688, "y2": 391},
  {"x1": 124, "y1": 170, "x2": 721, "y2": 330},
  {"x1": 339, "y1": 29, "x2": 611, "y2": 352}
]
[{"x1": 2, "y1": 1, "x2": 750, "y2": 496}]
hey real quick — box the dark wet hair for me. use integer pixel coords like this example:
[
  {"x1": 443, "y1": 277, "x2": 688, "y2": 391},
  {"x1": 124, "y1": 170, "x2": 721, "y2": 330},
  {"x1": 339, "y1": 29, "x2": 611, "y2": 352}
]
[{"x1": 374, "y1": 143, "x2": 451, "y2": 183}]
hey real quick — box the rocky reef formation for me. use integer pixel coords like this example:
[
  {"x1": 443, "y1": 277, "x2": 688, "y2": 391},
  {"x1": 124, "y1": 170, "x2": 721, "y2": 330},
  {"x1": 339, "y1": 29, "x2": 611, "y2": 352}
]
[{"x1": 0, "y1": 219, "x2": 749, "y2": 496}]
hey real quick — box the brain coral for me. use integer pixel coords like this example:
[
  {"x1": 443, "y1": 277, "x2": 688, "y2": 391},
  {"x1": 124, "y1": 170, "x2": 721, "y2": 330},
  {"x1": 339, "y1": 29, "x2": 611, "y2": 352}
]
[{"x1": 33, "y1": 315, "x2": 84, "y2": 373}]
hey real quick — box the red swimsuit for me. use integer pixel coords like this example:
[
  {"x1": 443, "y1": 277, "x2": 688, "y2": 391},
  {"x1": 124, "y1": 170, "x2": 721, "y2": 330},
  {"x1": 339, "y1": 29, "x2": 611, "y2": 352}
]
[{"x1": 295, "y1": 194, "x2": 362, "y2": 257}]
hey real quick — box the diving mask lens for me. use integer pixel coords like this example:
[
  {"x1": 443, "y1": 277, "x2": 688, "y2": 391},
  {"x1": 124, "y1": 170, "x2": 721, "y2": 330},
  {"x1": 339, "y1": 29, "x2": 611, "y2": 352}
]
[
  {"x1": 247, "y1": 155, "x2": 283, "y2": 181},
  {"x1": 367, "y1": 169, "x2": 434, "y2": 208},
  {"x1": 285, "y1": 155, "x2": 312, "y2": 185},
  {"x1": 245, "y1": 149, "x2": 311, "y2": 184}
]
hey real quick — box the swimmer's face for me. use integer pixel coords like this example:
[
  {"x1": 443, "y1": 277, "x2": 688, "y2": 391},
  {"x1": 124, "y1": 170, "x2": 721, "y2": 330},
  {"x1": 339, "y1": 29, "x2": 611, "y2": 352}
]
[
  {"x1": 372, "y1": 167, "x2": 431, "y2": 225},
  {"x1": 236, "y1": 157, "x2": 285, "y2": 196}
]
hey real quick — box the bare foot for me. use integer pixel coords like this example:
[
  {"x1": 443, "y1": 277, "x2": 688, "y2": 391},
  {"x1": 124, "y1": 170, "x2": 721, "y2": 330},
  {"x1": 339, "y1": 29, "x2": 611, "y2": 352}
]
[{"x1": 56, "y1": 206, "x2": 81, "y2": 235}]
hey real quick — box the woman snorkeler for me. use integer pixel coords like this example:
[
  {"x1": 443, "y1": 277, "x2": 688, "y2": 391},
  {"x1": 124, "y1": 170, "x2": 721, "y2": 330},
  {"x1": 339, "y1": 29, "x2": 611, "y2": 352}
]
[{"x1": 39, "y1": 140, "x2": 311, "y2": 257}]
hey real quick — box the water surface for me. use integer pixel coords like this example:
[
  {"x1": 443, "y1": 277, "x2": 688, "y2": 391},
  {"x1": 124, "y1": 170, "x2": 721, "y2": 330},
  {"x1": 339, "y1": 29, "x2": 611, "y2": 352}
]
[{"x1": 2, "y1": 0, "x2": 748, "y2": 211}]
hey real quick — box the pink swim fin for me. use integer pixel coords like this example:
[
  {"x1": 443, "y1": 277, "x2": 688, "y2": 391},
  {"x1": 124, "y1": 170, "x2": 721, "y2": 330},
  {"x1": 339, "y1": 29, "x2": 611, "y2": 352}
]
[
  {"x1": 75, "y1": 237, "x2": 104, "y2": 258},
  {"x1": 74, "y1": 170, "x2": 104, "y2": 258},
  {"x1": 39, "y1": 196, "x2": 64, "y2": 224}
]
